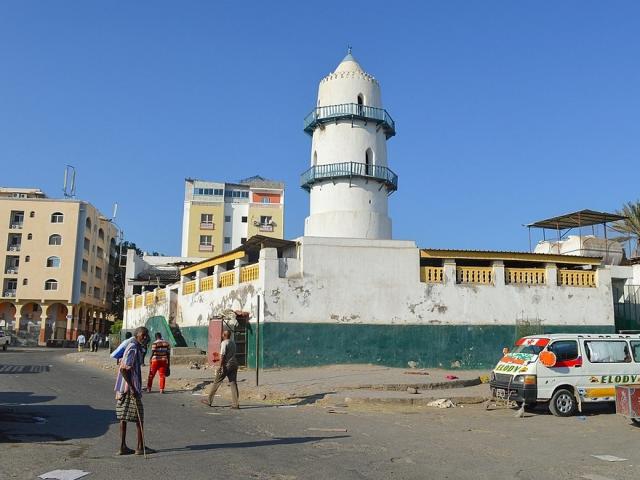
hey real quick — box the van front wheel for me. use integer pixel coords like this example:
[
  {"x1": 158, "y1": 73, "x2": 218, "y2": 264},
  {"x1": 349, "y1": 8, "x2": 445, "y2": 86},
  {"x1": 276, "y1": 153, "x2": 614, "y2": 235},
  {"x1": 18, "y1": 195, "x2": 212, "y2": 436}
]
[{"x1": 549, "y1": 389, "x2": 577, "y2": 417}]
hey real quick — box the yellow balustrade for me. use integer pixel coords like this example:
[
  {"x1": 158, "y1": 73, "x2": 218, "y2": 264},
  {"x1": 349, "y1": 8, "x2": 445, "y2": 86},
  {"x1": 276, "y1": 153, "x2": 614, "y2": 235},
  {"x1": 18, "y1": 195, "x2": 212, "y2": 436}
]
[
  {"x1": 505, "y1": 268, "x2": 546, "y2": 285},
  {"x1": 144, "y1": 293, "x2": 154, "y2": 306},
  {"x1": 200, "y1": 275, "x2": 215, "y2": 291},
  {"x1": 240, "y1": 264, "x2": 260, "y2": 283},
  {"x1": 456, "y1": 266, "x2": 493, "y2": 285},
  {"x1": 559, "y1": 270, "x2": 596, "y2": 287},
  {"x1": 420, "y1": 266, "x2": 443, "y2": 283},
  {"x1": 156, "y1": 290, "x2": 166, "y2": 303},
  {"x1": 134, "y1": 295, "x2": 143, "y2": 308},
  {"x1": 219, "y1": 271, "x2": 235, "y2": 288},
  {"x1": 183, "y1": 280, "x2": 196, "y2": 295},
  {"x1": 126, "y1": 297, "x2": 133, "y2": 310}
]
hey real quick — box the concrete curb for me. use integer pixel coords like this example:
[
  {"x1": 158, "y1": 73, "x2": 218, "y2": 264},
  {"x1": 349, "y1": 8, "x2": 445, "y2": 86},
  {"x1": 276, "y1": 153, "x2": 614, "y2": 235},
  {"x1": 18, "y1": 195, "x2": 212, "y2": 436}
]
[
  {"x1": 334, "y1": 395, "x2": 490, "y2": 407},
  {"x1": 350, "y1": 377, "x2": 482, "y2": 391}
]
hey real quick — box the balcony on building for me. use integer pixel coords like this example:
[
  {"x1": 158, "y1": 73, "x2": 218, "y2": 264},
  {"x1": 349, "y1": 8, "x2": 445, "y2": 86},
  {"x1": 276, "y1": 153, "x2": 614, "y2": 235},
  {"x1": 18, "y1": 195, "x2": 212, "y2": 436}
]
[
  {"x1": 303, "y1": 103, "x2": 396, "y2": 139},
  {"x1": 301, "y1": 162, "x2": 398, "y2": 194},
  {"x1": 199, "y1": 244, "x2": 213, "y2": 252},
  {"x1": 7, "y1": 234, "x2": 22, "y2": 252},
  {"x1": 200, "y1": 222, "x2": 215, "y2": 230},
  {"x1": 9, "y1": 210, "x2": 24, "y2": 230}
]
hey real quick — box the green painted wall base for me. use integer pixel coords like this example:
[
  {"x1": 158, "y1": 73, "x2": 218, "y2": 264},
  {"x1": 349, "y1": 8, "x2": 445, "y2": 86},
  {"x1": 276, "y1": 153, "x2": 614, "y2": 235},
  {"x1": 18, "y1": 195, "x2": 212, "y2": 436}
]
[
  {"x1": 249, "y1": 323, "x2": 615, "y2": 370},
  {"x1": 180, "y1": 326, "x2": 209, "y2": 351}
]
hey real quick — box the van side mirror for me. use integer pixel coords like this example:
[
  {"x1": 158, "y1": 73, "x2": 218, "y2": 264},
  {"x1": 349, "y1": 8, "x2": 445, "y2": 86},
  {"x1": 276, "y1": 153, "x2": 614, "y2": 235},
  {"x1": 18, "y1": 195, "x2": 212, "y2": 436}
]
[{"x1": 502, "y1": 347, "x2": 509, "y2": 355}]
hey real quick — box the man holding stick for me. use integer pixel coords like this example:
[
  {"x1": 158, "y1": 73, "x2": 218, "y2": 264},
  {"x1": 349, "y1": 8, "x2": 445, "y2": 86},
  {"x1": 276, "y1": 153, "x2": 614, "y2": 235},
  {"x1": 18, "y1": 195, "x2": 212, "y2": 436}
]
[{"x1": 114, "y1": 326, "x2": 155, "y2": 456}]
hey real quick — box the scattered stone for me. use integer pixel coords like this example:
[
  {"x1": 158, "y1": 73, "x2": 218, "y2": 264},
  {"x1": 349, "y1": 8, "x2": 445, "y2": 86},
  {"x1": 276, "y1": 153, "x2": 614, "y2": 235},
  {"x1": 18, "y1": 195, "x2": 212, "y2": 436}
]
[
  {"x1": 427, "y1": 399, "x2": 455, "y2": 409},
  {"x1": 188, "y1": 362, "x2": 201, "y2": 370},
  {"x1": 450, "y1": 360, "x2": 461, "y2": 369},
  {"x1": 591, "y1": 455, "x2": 627, "y2": 462},
  {"x1": 407, "y1": 361, "x2": 418, "y2": 369},
  {"x1": 307, "y1": 427, "x2": 348, "y2": 432},
  {"x1": 39, "y1": 470, "x2": 90, "y2": 480},
  {"x1": 406, "y1": 387, "x2": 418, "y2": 394},
  {"x1": 404, "y1": 370, "x2": 429, "y2": 375}
]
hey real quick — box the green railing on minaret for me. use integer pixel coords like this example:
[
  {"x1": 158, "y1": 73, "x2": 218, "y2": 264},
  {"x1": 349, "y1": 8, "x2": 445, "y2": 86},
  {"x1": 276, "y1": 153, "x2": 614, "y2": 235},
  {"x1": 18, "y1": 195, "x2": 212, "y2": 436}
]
[
  {"x1": 303, "y1": 103, "x2": 396, "y2": 138},
  {"x1": 300, "y1": 162, "x2": 398, "y2": 193}
]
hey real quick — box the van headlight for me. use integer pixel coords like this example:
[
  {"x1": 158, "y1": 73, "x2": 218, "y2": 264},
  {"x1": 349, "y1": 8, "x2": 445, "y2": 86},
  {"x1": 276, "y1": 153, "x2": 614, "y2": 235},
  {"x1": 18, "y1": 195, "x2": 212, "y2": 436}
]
[{"x1": 513, "y1": 375, "x2": 536, "y2": 385}]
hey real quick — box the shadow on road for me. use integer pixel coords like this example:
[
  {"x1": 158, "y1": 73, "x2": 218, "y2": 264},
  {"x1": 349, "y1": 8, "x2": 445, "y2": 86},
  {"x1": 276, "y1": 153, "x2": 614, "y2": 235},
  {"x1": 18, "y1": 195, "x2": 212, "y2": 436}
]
[
  {"x1": 0, "y1": 392, "x2": 116, "y2": 443},
  {"x1": 0, "y1": 364, "x2": 51, "y2": 374},
  {"x1": 156, "y1": 435, "x2": 350, "y2": 456}
]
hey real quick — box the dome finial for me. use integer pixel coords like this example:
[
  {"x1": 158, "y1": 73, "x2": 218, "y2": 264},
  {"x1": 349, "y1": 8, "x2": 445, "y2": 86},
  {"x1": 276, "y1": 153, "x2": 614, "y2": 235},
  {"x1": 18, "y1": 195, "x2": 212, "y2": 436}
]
[{"x1": 347, "y1": 45, "x2": 352, "y2": 55}]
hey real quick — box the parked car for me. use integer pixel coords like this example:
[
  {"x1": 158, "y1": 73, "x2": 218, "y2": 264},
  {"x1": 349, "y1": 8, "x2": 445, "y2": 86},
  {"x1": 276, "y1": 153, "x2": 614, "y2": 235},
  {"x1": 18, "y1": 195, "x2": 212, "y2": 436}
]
[
  {"x1": 0, "y1": 330, "x2": 10, "y2": 351},
  {"x1": 490, "y1": 333, "x2": 640, "y2": 417}
]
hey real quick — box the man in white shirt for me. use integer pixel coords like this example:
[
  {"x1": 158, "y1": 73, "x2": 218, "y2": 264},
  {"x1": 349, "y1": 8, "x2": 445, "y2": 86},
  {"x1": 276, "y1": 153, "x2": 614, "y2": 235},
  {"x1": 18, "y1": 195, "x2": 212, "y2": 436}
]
[
  {"x1": 77, "y1": 334, "x2": 86, "y2": 352},
  {"x1": 201, "y1": 330, "x2": 239, "y2": 409}
]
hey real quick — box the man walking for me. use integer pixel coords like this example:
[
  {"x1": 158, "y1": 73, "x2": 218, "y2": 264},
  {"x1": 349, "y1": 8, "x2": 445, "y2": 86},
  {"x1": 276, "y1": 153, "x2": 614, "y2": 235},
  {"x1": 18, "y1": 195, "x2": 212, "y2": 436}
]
[
  {"x1": 89, "y1": 332, "x2": 98, "y2": 352},
  {"x1": 147, "y1": 332, "x2": 170, "y2": 394},
  {"x1": 77, "y1": 333, "x2": 86, "y2": 352},
  {"x1": 114, "y1": 326, "x2": 155, "y2": 455},
  {"x1": 201, "y1": 330, "x2": 239, "y2": 409}
]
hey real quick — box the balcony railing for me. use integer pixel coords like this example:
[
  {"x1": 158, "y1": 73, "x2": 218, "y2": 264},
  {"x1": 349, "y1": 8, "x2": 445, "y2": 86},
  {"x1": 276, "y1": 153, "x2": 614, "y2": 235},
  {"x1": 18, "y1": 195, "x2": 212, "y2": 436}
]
[
  {"x1": 200, "y1": 275, "x2": 215, "y2": 292},
  {"x1": 301, "y1": 162, "x2": 398, "y2": 193},
  {"x1": 3, "y1": 290, "x2": 17, "y2": 298},
  {"x1": 559, "y1": 270, "x2": 596, "y2": 288},
  {"x1": 303, "y1": 103, "x2": 396, "y2": 138},
  {"x1": 144, "y1": 293, "x2": 155, "y2": 306},
  {"x1": 240, "y1": 264, "x2": 259, "y2": 283},
  {"x1": 9, "y1": 223, "x2": 23, "y2": 229},
  {"x1": 183, "y1": 280, "x2": 196, "y2": 295},
  {"x1": 134, "y1": 296, "x2": 143, "y2": 308},
  {"x1": 258, "y1": 224, "x2": 274, "y2": 232},
  {"x1": 199, "y1": 244, "x2": 213, "y2": 252},
  {"x1": 420, "y1": 266, "x2": 444, "y2": 283},
  {"x1": 219, "y1": 271, "x2": 235, "y2": 288},
  {"x1": 7, "y1": 245, "x2": 21, "y2": 252},
  {"x1": 5, "y1": 268, "x2": 19, "y2": 275},
  {"x1": 505, "y1": 268, "x2": 546, "y2": 285},
  {"x1": 200, "y1": 222, "x2": 215, "y2": 230},
  {"x1": 456, "y1": 267, "x2": 493, "y2": 285},
  {"x1": 156, "y1": 290, "x2": 166, "y2": 303}
]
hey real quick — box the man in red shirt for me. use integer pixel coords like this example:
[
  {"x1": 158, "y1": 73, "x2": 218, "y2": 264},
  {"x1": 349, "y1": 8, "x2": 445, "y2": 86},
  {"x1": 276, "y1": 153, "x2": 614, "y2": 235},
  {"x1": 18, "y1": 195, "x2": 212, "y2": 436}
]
[{"x1": 146, "y1": 332, "x2": 170, "y2": 393}]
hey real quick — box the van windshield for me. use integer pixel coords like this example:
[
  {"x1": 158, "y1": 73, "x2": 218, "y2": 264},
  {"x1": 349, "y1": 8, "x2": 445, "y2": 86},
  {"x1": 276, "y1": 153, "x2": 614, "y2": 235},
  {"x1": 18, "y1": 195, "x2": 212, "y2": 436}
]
[{"x1": 510, "y1": 344, "x2": 544, "y2": 355}]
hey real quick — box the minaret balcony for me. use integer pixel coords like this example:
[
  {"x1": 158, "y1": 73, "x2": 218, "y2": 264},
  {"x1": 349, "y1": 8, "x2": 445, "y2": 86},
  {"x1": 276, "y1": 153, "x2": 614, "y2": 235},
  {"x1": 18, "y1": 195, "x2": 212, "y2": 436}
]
[
  {"x1": 303, "y1": 103, "x2": 396, "y2": 139},
  {"x1": 301, "y1": 162, "x2": 398, "y2": 194}
]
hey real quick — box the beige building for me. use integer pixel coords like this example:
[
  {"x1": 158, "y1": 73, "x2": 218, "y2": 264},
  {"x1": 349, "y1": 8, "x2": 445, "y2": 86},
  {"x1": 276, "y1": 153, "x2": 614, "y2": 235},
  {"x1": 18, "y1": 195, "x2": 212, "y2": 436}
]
[
  {"x1": 181, "y1": 176, "x2": 285, "y2": 258},
  {"x1": 0, "y1": 187, "x2": 118, "y2": 345}
]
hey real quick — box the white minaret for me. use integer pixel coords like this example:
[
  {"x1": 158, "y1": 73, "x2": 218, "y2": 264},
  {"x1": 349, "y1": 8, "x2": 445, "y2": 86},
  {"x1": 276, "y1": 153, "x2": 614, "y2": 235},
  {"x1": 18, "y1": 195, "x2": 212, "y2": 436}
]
[{"x1": 302, "y1": 49, "x2": 397, "y2": 239}]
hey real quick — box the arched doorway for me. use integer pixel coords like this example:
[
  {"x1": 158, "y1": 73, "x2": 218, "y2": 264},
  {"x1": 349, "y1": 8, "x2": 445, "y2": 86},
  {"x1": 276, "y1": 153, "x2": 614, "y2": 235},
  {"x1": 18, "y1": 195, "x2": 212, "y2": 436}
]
[
  {"x1": 0, "y1": 302, "x2": 16, "y2": 332},
  {"x1": 19, "y1": 303, "x2": 41, "y2": 345},
  {"x1": 365, "y1": 148, "x2": 374, "y2": 176},
  {"x1": 47, "y1": 303, "x2": 68, "y2": 340}
]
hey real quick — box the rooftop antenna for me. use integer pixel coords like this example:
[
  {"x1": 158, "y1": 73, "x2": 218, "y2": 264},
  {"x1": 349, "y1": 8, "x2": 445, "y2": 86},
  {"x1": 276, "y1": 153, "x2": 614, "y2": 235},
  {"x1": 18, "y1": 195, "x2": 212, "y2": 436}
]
[
  {"x1": 62, "y1": 165, "x2": 76, "y2": 198},
  {"x1": 111, "y1": 202, "x2": 118, "y2": 221}
]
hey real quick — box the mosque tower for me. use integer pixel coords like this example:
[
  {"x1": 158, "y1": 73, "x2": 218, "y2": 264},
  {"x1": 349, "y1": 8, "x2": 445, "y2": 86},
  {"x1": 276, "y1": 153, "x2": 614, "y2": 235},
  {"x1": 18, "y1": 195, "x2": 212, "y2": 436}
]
[{"x1": 301, "y1": 49, "x2": 398, "y2": 239}]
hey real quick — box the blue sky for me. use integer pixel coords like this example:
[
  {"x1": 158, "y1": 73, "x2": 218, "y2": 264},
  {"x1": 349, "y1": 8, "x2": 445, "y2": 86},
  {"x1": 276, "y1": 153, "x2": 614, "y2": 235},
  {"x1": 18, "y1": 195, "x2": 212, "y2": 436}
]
[{"x1": 1, "y1": 1, "x2": 638, "y2": 254}]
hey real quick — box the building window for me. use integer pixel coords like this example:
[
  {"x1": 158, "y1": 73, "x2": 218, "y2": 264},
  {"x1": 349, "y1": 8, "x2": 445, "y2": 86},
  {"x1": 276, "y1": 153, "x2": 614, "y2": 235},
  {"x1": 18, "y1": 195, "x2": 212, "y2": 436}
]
[
  {"x1": 313, "y1": 151, "x2": 317, "y2": 166},
  {"x1": 199, "y1": 235, "x2": 213, "y2": 252},
  {"x1": 82, "y1": 259, "x2": 88, "y2": 272},
  {"x1": 200, "y1": 214, "x2": 214, "y2": 229},
  {"x1": 44, "y1": 279, "x2": 58, "y2": 291},
  {"x1": 225, "y1": 190, "x2": 249, "y2": 199},
  {"x1": 23, "y1": 279, "x2": 28, "y2": 286},
  {"x1": 241, "y1": 237, "x2": 247, "y2": 244},
  {"x1": 262, "y1": 197, "x2": 271, "y2": 204},
  {"x1": 95, "y1": 266, "x2": 102, "y2": 279},
  {"x1": 27, "y1": 233, "x2": 33, "y2": 240},
  {"x1": 29, "y1": 211, "x2": 35, "y2": 218},
  {"x1": 84, "y1": 238, "x2": 90, "y2": 251},
  {"x1": 225, "y1": 215, "x2": 231, "y2": 222},
  {"x1": 85, "y1": 217, "x2": 91, "y2": 229},
  {"x1": 25, "y1": 256, "x2": 30, "y2": 262},
  {"x1": 98, "y1": 228, "x2": 104, "y2": 240},
  {"x1": 224, "y1": 237, "x2": 231, "y2": 244},
  {"x1": 49, "y1": 234, "x2": 62, "y2": 245},
  {"x1": 241, "y1": 216, "x2": 248, "y2": 223},
  {"x1": 80, "y1": 281, "x2": 86, "y2": 294},
  {"x1": 97, "y1": 246, "x2": 104, "y2": 258},
  {"x1": 365, "y1": 148, "x2": 373, "y2": 176},
  {"x1": 94, "y1": 287, "x2": 101, "y2": 299},
  {"x1": 51, "y1": 212, "x2": 64, "y2": 223},
  {"x1": 46, "y1": 256, "x2": 61, "y2": 268}
]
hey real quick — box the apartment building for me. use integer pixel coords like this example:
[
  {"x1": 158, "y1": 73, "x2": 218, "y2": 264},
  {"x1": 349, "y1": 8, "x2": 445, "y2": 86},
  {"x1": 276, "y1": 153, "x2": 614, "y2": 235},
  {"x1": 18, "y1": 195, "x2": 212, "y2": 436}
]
[
  {"x1": 181, "y1": 176, "x2": 285, "y2": 258},
  {"x1": 0, "y1": 187, "x2": 118, "y2": 345}
]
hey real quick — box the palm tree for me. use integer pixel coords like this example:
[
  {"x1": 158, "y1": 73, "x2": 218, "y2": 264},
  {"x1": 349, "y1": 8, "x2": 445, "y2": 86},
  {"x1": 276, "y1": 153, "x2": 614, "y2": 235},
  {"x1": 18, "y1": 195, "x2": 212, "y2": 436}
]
[{"x1": 612, "y1": 201, "x2": 640, "y2": 257}]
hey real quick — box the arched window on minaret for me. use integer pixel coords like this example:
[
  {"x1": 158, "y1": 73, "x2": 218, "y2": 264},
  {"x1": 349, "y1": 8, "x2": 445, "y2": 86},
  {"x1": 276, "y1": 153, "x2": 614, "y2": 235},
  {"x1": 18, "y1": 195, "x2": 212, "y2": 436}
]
[
  {"x1": 365, "y1": 148, "x2": 373, "y2": 176},
  {"x1": 313, "y1": 151, "x2": 318, "y2": 167},
  {"x1": 357, "y1": 94, "x2": 364, "y2": 116}
]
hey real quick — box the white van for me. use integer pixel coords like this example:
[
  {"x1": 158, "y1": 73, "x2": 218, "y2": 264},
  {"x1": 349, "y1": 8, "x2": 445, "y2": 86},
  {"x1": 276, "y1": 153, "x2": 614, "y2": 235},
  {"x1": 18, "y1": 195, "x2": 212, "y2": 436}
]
[{"x1": 489, "y1": 333, "x2": 640, "y2": 417}]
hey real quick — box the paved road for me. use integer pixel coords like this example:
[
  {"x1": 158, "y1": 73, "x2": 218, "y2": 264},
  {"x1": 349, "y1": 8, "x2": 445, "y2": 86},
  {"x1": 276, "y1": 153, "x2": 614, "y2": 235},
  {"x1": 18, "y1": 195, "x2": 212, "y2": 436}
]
[{"x1": 2, "y1": 348, "x2": 640, "y2": 480}]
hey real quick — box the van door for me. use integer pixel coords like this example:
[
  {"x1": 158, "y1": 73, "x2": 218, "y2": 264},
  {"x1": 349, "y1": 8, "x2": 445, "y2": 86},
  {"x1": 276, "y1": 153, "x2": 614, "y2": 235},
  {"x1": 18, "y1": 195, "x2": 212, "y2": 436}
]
[
  {"x1": 580, "y1": 339, "x2": 639, "y2": 401},
  {"x1": 536, "y1": 339, "x2": 583, "y2": 400}
]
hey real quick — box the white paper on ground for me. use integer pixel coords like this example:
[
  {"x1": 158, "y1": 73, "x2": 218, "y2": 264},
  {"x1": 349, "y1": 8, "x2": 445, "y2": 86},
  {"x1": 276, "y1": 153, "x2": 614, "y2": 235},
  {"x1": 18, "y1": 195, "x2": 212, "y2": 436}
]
[
  {"x1": 590, "y1": 454, "x2": 627, "y2": 462},
  {"x1": 39, "y1": 470, "x2": 90, "y2": 480}
]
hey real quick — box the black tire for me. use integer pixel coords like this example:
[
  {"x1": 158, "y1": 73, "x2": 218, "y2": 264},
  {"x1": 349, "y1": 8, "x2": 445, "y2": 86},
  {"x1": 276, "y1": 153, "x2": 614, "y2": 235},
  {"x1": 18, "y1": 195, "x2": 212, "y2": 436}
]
[
  {"x1": 549, "y1": 388, "x2": 577, "y2": 417},
  {"x1": 631, "y1": 418, "x2": 640, "y2": 427}
]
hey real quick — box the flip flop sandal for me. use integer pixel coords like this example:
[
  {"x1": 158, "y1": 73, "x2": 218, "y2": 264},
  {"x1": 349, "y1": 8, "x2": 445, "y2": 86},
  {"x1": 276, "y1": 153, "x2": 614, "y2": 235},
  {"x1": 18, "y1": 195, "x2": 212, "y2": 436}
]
[
  {"x1": 117, "y1": 447, "x2": 135, "y2": 455},
  {"x1": 135, "y1": 447, "x2": 156, "y2": 455}
]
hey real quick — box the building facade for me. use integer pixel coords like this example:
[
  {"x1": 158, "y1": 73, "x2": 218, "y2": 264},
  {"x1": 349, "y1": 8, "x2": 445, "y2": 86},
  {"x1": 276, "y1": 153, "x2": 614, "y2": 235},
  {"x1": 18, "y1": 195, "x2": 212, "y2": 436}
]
[
  {"x1": 0, "y1": 187, "x2": 118, "y2": 345},
  {"x1": 181, "y1": 176, "x2": 284, "y2": 258}
]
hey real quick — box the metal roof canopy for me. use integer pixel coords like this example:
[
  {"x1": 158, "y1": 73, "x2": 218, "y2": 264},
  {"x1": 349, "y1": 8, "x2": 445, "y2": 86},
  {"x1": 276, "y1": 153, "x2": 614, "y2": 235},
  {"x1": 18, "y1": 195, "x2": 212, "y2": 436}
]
[
  {"x1": 181, "y1": 235, "x2": 296, "y2": 276},
  {"x1": 525, "y1": 209, "x2": 626, "y2": 230}
]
